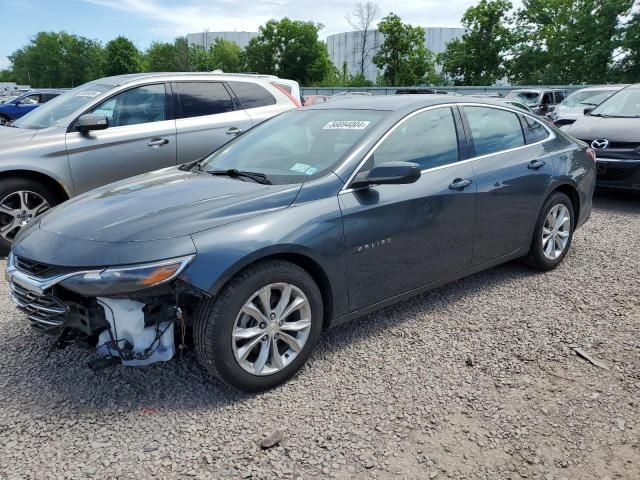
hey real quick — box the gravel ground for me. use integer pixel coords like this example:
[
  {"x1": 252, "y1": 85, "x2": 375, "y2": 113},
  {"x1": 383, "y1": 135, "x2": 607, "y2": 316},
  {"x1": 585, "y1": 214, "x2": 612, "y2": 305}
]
[{"x1": 0, "y1": 190, "x2": 638, "y2": 480}]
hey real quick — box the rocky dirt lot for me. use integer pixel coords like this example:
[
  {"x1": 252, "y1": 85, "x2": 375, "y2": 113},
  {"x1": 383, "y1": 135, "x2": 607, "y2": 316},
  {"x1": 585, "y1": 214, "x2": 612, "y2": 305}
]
[{"x1": 0, "y1": 191, "x2": 638, "y2": 480}]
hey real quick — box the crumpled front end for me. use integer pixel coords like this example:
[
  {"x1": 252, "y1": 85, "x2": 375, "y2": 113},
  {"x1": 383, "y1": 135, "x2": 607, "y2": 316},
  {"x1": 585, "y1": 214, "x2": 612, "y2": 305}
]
[{"x1": 6, "y1": 250, "x2": 207, "y2": 368}]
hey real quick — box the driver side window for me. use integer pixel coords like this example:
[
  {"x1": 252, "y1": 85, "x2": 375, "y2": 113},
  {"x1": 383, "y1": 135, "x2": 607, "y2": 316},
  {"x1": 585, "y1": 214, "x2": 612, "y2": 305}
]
[
  {"x1": 372, "y1": 107, "x2": 460, "y2": 170},
  {"x1": 90, "y1": 84, "x2": 167, "y2": 127}
]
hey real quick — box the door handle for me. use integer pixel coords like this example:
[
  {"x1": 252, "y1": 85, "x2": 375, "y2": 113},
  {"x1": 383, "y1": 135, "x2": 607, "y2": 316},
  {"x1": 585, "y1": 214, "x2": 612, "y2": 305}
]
[
  {"x1": 147, "y1": 138, "x2": 169, "y2": 147},
  {"x1": 226, "y1": 127, "x2": 243, "y2": 136},
  {"x1": 528, "y1": 159, "x2": 546, "y2": 170},
  {"x1": 449, "y1": 178, "x2": 473, "y2": 191}
]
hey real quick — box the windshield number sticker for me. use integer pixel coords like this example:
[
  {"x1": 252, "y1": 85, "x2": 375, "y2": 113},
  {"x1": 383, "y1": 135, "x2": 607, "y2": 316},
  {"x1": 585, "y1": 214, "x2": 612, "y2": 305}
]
[
  {"x1": 76, "y1": 91, "x2": 102, "y2": 98},
  {"x1": 322, "y1": 120, "x2": 370, "y2": 130},
  {"x1": 290, "y1": 163, "x2": 311, "y2": 173}
]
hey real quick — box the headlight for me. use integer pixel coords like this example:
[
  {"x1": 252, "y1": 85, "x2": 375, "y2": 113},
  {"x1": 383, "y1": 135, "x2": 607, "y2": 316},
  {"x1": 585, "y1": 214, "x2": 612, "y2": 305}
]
[{"x1": 59, "y1": 255, "x2": 194, "y2": 296}]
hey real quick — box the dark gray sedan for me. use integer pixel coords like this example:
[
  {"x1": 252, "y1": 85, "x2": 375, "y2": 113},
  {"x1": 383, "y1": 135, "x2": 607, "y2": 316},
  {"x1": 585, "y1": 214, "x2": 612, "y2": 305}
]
[{"x1": 7, "y1": 96, "x2": 596, "y2": 391}]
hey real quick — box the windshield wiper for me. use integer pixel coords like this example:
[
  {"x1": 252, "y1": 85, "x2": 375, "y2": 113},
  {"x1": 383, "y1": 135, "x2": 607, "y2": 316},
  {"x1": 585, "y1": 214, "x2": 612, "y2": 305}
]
[
  {"x1": 579, "y1": 102, "x2": 598, "y2": 106},
  {"x1": 179, "y1": 158, "x2": 204, "y2": 171},
  {"x1": 208, "y1": 169, "x2": 272, "y2": 185}
]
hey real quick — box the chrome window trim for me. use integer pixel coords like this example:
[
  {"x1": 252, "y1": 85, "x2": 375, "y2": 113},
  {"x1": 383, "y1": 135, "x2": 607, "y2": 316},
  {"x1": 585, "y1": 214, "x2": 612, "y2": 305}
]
[{"x1": 339, "y1": 102, "x2": 556, "y2": 194}]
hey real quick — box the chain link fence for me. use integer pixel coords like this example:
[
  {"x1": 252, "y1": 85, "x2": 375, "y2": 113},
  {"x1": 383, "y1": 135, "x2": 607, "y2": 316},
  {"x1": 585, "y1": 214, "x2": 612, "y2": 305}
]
[{"x1": 301, "y1": 85, "x2": 591, "y2": 97}]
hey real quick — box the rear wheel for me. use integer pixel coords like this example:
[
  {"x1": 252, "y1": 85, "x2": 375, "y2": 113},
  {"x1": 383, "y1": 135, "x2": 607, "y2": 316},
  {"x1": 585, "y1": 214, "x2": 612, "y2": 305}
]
[
  {"x1": 0, "y1": 178, "x2": 60, "y2": 248},
  {"x1": 192, "y1": 260, "x2": 323, "y2": 392},
  {"x1": 524, "y1": 192, "x2": 574, "y2": 271},
  {"x1": 0, "y1": 115, "x2": 10, "y2": 126}
]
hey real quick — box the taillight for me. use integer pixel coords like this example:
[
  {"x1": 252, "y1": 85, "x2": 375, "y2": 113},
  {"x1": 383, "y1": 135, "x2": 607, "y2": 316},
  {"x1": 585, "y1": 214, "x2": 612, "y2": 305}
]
[
  {"x1": 586, "y1": 148, "x2": 597, "y2": 163},
  {"x1": 271, "y1": 82, "x2": 302, "y2": 108}
]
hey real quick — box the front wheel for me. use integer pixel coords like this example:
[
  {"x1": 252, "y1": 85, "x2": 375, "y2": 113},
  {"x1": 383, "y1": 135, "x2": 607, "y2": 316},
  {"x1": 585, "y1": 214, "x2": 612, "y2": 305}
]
[
  {"x1": 524, "y1": 192, "x2": 575, "y2": 271},
  {"x1": 0, "y1": 178, "x2": 60, "y2": 248},
  {"x1": 192, "y1": 260, "x2": 323, "y2": 392}
]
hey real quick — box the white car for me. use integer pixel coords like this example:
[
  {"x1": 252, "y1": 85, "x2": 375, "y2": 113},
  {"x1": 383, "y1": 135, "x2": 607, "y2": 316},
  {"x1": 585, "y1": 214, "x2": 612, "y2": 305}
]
[{"x1": 548, "y1": 85, "x2": 627, "y2": 126}]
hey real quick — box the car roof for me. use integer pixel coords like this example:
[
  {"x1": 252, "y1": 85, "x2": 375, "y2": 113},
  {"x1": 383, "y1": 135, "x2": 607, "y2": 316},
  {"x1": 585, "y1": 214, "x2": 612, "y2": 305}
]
[
  {"x1": 306, "y1": 94, "x2": 527, "y2": 116},
  {"x1": 572, "y1": 85, "x2": 628, "y2": 92},
  {"x1": 93, "y1": 72, "x2": 278, "y2": 87}
]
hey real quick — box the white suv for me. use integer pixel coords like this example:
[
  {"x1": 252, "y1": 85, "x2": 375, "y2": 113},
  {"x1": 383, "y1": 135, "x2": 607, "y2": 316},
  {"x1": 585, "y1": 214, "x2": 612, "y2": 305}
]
[{"x1": 0, "y1": 72, "x2": 299, "y2": 246}]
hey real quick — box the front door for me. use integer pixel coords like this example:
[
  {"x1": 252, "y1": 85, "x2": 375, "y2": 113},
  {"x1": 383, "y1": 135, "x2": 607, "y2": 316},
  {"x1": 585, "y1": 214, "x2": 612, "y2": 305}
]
[
  {"x1": 65, "y1": 83, "x2": 177, "y2": 194},
  {"x1": 340, "y1": 106, "x2": 477, "y2": 311},
  {"x1": 461, "y1": 105, "x2": 554, "y2": 265}
]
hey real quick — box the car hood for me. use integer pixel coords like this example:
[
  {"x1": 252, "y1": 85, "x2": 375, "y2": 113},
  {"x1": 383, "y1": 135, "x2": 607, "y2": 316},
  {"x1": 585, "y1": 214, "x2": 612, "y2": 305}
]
[
  {"x1": 39, "y1": 167, "x2": 302, "y2": 242},
  {"x1": 0, "y1": 125, "x2": 38, "y2": 142},
  {"x1": 565, "y1": 116, "x2": 640, "y2": 141}
]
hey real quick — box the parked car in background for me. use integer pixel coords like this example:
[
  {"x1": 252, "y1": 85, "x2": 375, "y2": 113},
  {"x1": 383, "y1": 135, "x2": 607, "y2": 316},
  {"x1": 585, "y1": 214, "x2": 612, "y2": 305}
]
[
  {"x1": 0, "y1": 89, "x2": 64, "y2": 125},
  {"x1": 0, "y1": 73, "x2": 299, "y2": 246},
  {"x1": 303, "y1": 95, "x2": 331, "y2": 106},
  {"x1": 564, "y1": 84, "x2": 640, "y2": 191},
  {"x1": 547, "y1": 85, "x2": 626, "y2": 126},
  {"x1": 331, "y1": 91, "x2": 372, "y2": 97},
  {"x1": 6, "y1": 96, "x2": 595, "y2": 391},
  {"x1": 505, "y1": 88, "x2": 567, "y2": 116}
]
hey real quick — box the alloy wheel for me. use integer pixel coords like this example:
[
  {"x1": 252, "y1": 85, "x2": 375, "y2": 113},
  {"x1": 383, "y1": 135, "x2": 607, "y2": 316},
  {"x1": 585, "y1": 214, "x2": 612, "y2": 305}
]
[
  {"x1": 0, "y1": 190, "x2": 50, "y2": 242},
  {"x1": 541, "y1": 204, "x2": 571, "y2": 260},
  {"x1": 232, "y1": 283, "x2": 312, "y2": 376}
]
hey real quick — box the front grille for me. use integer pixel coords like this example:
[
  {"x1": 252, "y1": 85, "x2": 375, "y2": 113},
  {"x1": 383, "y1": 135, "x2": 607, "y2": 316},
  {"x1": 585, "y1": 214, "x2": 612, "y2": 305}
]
[
  {"x1": 15, "y1": 256, "x2": 73, "y2": 278},
  {"x1": 10, "y1": 281, "x2": 68, "y2": 330}
]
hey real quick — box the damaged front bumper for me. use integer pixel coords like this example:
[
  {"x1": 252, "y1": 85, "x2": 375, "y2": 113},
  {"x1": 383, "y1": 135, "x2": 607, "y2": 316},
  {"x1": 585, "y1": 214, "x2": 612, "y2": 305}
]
[{"x1": 6, "y1": 252, "x2": 207, "y2": 367}]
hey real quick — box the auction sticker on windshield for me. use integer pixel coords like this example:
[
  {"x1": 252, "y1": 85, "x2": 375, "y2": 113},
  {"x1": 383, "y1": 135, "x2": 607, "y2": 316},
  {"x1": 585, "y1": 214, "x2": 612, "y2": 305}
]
[{"x1": 322, "y1": 120, "x2": 370, "y2": 130}]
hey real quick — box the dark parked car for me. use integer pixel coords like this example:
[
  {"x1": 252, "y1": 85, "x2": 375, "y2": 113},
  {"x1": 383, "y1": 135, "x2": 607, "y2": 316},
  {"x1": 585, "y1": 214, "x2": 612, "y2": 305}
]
[
  {"x1": 564, "y1": 84, "x2": 640, "y2": 191},
  {"x1": 7, "y1": 96, "x2": 595, "y2": 391},
  {"x1": 505, "y1": 88, "x2": 567, "y2": 116},
  {"x1": 0, "y1": 89, "x2": 64, "y2": 125}
]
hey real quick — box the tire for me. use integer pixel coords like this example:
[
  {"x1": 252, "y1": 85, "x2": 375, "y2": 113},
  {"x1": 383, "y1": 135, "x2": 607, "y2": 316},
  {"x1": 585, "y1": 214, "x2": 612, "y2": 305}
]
[
  {"x1": 192, "y1": 259, "x2": 323, "y2": 392},
  {"x1": 0, "y1": 115, "x2": 10, "y2": 126},
  {"x1": 0, "y1": 177, "x2": 61, "y2": 250},
  {"x1": 524, "y1": 192, "x2": 575, "y2": 271}
]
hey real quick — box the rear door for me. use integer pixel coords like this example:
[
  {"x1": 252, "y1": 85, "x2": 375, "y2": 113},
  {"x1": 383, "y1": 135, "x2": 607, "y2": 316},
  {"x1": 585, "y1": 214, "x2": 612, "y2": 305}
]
[
  {"x1": 65, "y1": 83, "x2": 177, "y2": 194},
  {"x1": 226, "y1": 80, "x2": 288, "y2": 125},
  {"x1": 173, "y1": 81, "x2": 253, "y2": 162},
  {"x1": 461, "y1": 105, "x2": 554, "y2": 265},
  {"x1": 340, "y1": 106, "x2": 477, "y2": 311}
]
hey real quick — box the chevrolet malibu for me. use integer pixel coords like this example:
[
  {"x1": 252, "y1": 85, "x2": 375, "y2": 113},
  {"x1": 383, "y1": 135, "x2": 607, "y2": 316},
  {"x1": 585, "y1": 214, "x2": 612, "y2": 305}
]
[{"x1": 6, "y1": 96, "x2": 596, "y2": 391}]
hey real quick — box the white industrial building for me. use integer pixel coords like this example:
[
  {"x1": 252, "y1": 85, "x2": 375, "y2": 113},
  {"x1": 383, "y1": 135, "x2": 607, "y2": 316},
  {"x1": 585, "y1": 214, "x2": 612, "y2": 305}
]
[
  {"x1": 327, "y1": 28, "x2": 465, "y2": 82},
  {"x1": 186, "y1": 27, "x2": 465, "y2": 83},
  {"x1": 186, "y1": 31, "x2": 258, "y2": 50}
]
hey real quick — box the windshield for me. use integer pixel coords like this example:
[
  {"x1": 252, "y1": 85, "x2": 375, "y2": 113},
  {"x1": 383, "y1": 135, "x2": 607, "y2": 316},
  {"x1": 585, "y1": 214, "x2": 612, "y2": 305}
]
[
  {"x1": 505, "y1": 91, "x2": 541, "y2": 106},
  {"x1": 561, "y1": 89, "x2": 616, "y2": 108},
  {"x1": 589, "y1": 87, "x2": 640, "y2": 118},
  {"x1": 200, "y1": 109, "x2": 385, "y2": 184},
  {"x1": 13, "y1": 82, "x2": 113, "y2": 129}
]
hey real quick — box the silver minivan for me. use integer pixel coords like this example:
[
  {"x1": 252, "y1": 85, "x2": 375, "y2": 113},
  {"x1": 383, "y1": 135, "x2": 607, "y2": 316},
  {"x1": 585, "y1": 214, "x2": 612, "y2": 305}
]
[{"x1": 0, "y1": 73, "x2": 298, "y2": 246}]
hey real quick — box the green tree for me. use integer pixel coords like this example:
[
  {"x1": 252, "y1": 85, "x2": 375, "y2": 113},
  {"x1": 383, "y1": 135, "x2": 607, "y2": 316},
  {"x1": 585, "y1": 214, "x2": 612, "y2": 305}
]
[
  {"x1": 104, "y1": 36, "x2": 141, "y2": 76},
  {"x1": 144, "y1": 41, "x2": 178, "y2": 72},
  {"x1": 209, "y1": 38, "x2": 244, "y2": 72},
  {"x1": 439, "y1": 0, "x2": 513, "y2": 85},
  {"x1": 510, "y1": 0, "x2": 633, "y2": 84},
  {"x1": 9, "y1": 32, "x2": 103, "y2": 87},
  {"x1": 189, "y1": 45, "x2": 212, "y2": 71},
  {"x1": 612, "y1": 12, "x2": 640, "y2": 82},
  {"x1": 372, "y1": 13, "x2": 435, "y2": 86},
  {"x1": 173, "y1": 37, "x2": 191, "y2": 71},
  {"x1": 244, "y1": 18, "x2": 333, "y2": 84}
]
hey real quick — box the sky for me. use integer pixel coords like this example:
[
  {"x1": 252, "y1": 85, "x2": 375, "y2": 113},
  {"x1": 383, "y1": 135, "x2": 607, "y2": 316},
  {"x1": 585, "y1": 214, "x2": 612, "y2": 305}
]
[{"x1": 0, "y1": 0, "x2": 523, "y2": 71}]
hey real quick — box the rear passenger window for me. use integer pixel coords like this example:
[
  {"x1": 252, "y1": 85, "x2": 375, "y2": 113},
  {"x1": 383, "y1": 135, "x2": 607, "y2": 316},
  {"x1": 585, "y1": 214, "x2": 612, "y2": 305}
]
[
  {"x1": 227, "y1": 81, "x2": 276, "y2": 109},
  {"x1": 464, "y1": 106, "x2": 525, "y2": 157},
  {"x1": 520, "y1": 115, "x2": 550, "y2": 144},
  {"x1": 373, "y1": 107, "x2": 459, "y2": 170},
  {"x1": 175, "y1": 82, "x2": 233, "y2": 118}
]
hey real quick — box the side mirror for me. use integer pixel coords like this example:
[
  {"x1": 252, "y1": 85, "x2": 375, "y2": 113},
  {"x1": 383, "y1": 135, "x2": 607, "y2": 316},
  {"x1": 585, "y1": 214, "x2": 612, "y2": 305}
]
[
  {"x1": 351, "y1": 161, "x2": 421, "y2": 189},
  {"x1": 77, "y1": 113, "x2": 108, "y2": 132},
  {"x1": 583, "y1": 106, "x2": 595, "y2": 116}
]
